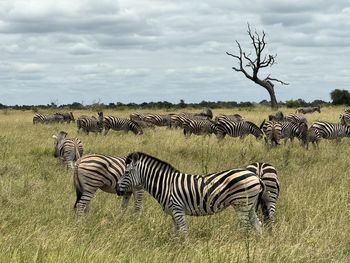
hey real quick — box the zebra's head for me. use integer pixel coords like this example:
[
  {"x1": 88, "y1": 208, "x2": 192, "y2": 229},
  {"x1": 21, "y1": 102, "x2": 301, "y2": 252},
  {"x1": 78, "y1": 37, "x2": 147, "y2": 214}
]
[
  {"x1": 117, "y1": 152, "x2": 142, "y2": 196},
  {"x1": 52, "y1": 131, "x2": 68, "y2": 157}
]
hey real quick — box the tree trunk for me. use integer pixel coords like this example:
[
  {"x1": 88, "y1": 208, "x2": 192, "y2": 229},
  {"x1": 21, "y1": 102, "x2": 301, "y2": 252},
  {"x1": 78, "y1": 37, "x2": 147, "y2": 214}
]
[
  {"x1": 255, "y1": 79, "x2": 278, "y2": 109},
  {"x1": 267, "y1": 88, "x2": 278, "y2": 109}
]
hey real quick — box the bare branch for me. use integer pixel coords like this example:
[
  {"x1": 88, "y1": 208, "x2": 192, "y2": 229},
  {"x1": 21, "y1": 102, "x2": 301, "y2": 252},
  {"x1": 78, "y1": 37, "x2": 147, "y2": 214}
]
[{"x1": 266, "y1": 76, "x2": 289, "y2": 85}]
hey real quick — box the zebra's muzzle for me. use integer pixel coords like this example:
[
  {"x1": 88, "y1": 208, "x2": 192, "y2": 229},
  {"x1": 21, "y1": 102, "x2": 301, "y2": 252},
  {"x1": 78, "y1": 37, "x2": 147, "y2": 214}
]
[{"x1": 116, "y1": 184, "x2": 125, "y2": 196}]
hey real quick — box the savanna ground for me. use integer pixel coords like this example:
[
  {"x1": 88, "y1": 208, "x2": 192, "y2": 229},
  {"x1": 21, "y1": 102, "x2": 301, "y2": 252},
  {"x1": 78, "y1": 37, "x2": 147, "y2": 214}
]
[{"x1": 0, "y1": 106, "x2": 350, "y2": 262}]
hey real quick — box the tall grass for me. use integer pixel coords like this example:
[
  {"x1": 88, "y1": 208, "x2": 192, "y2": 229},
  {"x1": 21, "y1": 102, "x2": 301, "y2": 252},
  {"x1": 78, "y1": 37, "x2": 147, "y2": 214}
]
[{"x1": 0, "y1": 107, "x2": 349, "y2": 262}]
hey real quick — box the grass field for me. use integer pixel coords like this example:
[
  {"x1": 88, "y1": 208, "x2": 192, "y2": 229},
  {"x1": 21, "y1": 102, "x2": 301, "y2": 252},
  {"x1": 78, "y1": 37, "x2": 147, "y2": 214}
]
[{"x1": 1, "y1": 106, "x2": 350, "y2": 262}]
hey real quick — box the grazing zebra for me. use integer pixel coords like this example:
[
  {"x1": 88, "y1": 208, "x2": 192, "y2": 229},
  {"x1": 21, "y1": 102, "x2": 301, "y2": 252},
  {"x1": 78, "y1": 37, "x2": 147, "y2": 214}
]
[
  {"x1": 303, "y1": 127, "x2": 322, "y2": 149},
  {"x1": 103, "y1": 116, "x2": 143, "y2": 135},
  {"x1": 133, "y1": 120, "x2": 156, "y2": 129},
  {"x1": 52, "y1": 131, "x2": 83, "y2": 169},
  {"x1": 284, "y1": 113, "x2": 307, "y2": 124},
  {"x1": 246, "y1": 162, "x2": 279, "y2": 225},
  {"x1": 296, "y1": 106, "x2": 320, "y2": 114},
  {"x1": 339, "y1": 111, "x2": 350, "y2": 126},
  {"x1": 310, "y1": 121, "x2": 350, "y2": 142},
  {"x1": 182, "y1": 118, "x2": 216, "y2": 137},
  {"x1": 143, "y1": 113, "x2": 174, "y2": 127},
  {"x1": 33, "y1": 113, "x2": 63, "y2": 124},
  {"x1": 214, "y1": 114, "x2": 244, "y2": 123},
  {"x1": 55, "y1": 112, "x2": 75, "y2": 123},
  {"x1": 117, "y1": 152, "x2": 266, "y2": 234},
  {"x1": 74, "y1": 154, "x2": 144, "y2": 216},
  {"x1": 215, "y1": 119, "x2": 263, "y2": 140},
  {"x1": 261, "y1": 120, "x2": 283, "y2": 146},
  {"x1": 33, "y1": 113, "x2": 45, "y2": 124},
  {"x1": 77, "y1": 112, "x2": 104, "y2": 135},
  {"x1": 280, "y1": 121, "x2": 308, "y2": 145}
]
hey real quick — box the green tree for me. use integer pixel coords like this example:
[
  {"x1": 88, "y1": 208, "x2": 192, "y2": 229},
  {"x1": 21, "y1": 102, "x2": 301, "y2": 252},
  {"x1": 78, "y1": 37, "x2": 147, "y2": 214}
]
[{"x1": 330, "y1": 89, "x2": 350, "y2": 105}]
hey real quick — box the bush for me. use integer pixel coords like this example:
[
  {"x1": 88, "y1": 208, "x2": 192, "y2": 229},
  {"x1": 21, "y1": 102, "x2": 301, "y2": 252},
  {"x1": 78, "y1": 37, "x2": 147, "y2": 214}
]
[
  {"x1": 285, "y1": 99, "x2": 300, "y2": 108},
  {"x1": 330, "y1": 89, "x2": 350, "y2": 105}
]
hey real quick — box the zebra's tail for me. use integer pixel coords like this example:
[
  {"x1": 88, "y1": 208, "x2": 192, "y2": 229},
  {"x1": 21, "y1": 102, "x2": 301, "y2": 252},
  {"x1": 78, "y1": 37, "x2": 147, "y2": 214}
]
[
  {"x1": 73, "y1": 158, "x2": 83, "y2": 210},
  {"x1": 257, "y1": 178, "x2": 271, "y2": 222}
]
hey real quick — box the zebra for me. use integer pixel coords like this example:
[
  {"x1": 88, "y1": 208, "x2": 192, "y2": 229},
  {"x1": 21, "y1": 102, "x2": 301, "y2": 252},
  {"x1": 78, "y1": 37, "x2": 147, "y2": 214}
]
[
  {"x1": 117, "y1": 152, "x2": 267, "y2": 235},
  {"x1": 303, "y1": 127, "x2": 322, "y2": 149},
  {"x1": 182, "y1": 118, "x2": 216, "y2": 137},
  {"x1": 280, "y1": 121, "x2": 308, "y2": 145},
  {"x1": 296, "y1": 106, "x2": 320, "y2": 114},
  {"x1": 52, "y1": 131, "x2": 83, "y2": 169},
  {"x1": 284, "y1": 113, "x2": 307, "y2": 124},
  {"x1": 260, "y1": 120, "x2": 283, "y2": 147},
  {"x1": 246, "y1": 162, "x2": 279, "y2": 225},
  {"x1": 77, "y1": 112, "x2": 104, "y2": 135},
  {"x1": 129, "y1": 112, "x2": 147, "y2": 122},
  {"x1": 214, "y1": 114, "x2": 244, "y2": 123},
  {"x1": 55, "y1": 112, "x2": 75, "y2": 123},
  {"x1": 103, "y1": 116, "x2": 143, "y2": 135},
  {"x1": 310, "y1": 121, "x2": 350, "y2": 142},
  {"x1": 339, "y1": 111, "x2": 350, "y2": 126},
  {"x1": 215, "y1": 119, "x2": 263, "y2": 140},
  {"x1": 143, "y1": 113, "x2": 174, "y2": 127},
  {"x1": 345, "y1": 108, "x2": 350, "y2": 113},
  {"x1": 33, "y1": 113, "x2": 63, "y2": 124},
  {"x1": 33, "y1": 113, "x2": 45, "y2": 124},
  {"x1": 133, "y1": 120, "x2": 156, "y2": 129},
  {"x1": 74, "y1": 154, "x2": 144, "y2": 217}
]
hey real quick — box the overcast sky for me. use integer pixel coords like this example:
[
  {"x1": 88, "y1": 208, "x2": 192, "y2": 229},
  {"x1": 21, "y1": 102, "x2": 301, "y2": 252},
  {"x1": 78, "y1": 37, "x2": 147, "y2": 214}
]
[{"x1": 0, "y1": 0, "x2": 349, "y2": 105}]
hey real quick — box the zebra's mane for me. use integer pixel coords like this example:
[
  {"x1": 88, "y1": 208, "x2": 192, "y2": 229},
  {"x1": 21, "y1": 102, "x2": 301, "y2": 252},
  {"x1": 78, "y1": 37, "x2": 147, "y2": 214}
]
[{"x1": 129, "y1": 152, "x2": 180, "y2": 173}]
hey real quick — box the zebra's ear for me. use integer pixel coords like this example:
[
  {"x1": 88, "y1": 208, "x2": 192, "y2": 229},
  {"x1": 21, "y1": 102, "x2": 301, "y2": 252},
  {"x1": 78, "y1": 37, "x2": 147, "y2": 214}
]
[
  {"x1": 131, "y1": 152, "x2": 139, "y2": 163},
  {"x1": 259, "y1": 119, "x2": 266, "y2": 130},
  {"x1": 52, "y1": 135, "x2": 57, "y2": 139}
]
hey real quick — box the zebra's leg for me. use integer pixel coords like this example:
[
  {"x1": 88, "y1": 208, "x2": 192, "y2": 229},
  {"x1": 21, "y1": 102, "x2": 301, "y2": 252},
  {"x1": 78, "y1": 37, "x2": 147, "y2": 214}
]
[
  {"x1": 74, "y1": 188, "x2": 97, "y2": 217},
  {"x1": 120, "y1": 192, "x2": 132, "y2": 210},
  {"x1": 171, "y1": 208, "x2": 188, "y2": 235},
  {"x1": 103, "y1": 128, "x2": 109, "y2": 136},
  {"x1": 132, "y1": 188, "x2": 144, "y2": 213}
]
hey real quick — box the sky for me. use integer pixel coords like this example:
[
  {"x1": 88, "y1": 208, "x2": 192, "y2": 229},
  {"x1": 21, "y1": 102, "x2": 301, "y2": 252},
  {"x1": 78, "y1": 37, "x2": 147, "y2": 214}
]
[{"x1": 0, "y1": 0, "x2": 349, "y2": 105}]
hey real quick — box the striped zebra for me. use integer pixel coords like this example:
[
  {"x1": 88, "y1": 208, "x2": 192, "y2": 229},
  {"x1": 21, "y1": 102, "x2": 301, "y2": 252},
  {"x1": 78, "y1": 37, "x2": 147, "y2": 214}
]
[
  {"x1": 52, "y1": 131, "x2": 83, "y2": 169},
  {"x1": 117, "y1": 152, "x2": 266, "y2": 234},
  {"x1": 345, "y1": 108, "x2": 350, "y2": 113},
  {"x1": 261, "y1": 120, "x2": 283, "y2": 146},
  {"x1": 33, "y1": 113, "x2": 64, "y2": 124},
  {"x1": 171, "y1": 112, "x2": 213, "y2": 129},
  {"x1": 296, "y1": 106, "x2": 320, "y2": 114},
  {"x1": 74, "y1": 154, "x2": 144, "y2": 216},
  {"x1": 310, "y1": 121, "x2": 350, "y2": 142},
  {"x1": 55, "y1": 112, "x2": 75, "y2": 123},
  {"x1": 133, "y1": 120, "x2": 156, "y2": 129},
  {"x1": 143, "y1": 113, "x2": 174, "y2": 127},
  {"x1": 215, "y1": 119, "x2": 263, "y2": 140},
  {"x1": 246, "y1": 162, "x2": 279, "y2": 225},
  {"x1": 339, "y1": 111, "x2": 350, "y2": 126},
  {"x1": 33, "y1": 113, "x2": 45, "y2": 124},
  {"x1": 103, "y1": 116, "x2": 143, "y2": 135},
  {"x1": 284, "y1": 113, "x2": 307, "y2": 124},
  {"x1": 77, "y1": 112, "x2": 104, "y2": 135},
  {"x1": 182, "y1": 118, "x2": 216, "y2": 137},
  {"x1": 214, "y1": 114, "x2": 244, "y2": 123},
  {"x1": 304, "y1": 127, "x2": 322, "y2": 149},
  {"x1": 280, "y1": 121, "x2": 308, "y2": 145},
  {"x1": 268, "y1": 111, "x2": 284, "y2": 122}
]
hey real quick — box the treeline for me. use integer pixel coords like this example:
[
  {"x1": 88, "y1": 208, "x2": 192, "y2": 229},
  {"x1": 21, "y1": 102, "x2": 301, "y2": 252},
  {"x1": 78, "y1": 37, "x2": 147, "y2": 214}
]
[
  {"x1": 0, "y1": 99, "x2": 332, "y2": 111},
  {"x1": 0, "y1": 99, "x2": 333, "y2": 111}
]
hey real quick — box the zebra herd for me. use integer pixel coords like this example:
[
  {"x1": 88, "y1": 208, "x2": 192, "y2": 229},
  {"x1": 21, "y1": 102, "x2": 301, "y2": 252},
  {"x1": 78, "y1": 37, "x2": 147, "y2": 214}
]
[{"x1": 43, "y1": 106, "x2": 350, "y2": 236}]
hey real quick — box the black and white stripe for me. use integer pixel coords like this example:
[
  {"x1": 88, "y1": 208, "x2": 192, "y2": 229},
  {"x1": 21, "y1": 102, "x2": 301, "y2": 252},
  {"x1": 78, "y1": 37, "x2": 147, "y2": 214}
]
[
  {"x1": 305, "y1": 127, "x2": 322, "y2": 149},
  {"x1": 74, "y1": 154, "x2": 144, "y2": 216},
  {"x1": 182, "y1": 118, "x2": 216, "y2": 137},
  {"x1": 339, "y1": 111, "x2": 350, "y2": 126},
  {"x1": 52, "y1": 131, "x2": 83, "y2": 169},
  {"x1": 280, "y1": 121, "x2": 307, "y2": 145},
  {"x1": 284, "y1": 113, "x2": 307, "y2": 124},
  {"x1": 33, "y1": 113, "x2": 64, "y2": 124},
  {"x1": 310, "y1": 121, "x2": 350, "y2": 141},
  {"x1": 104, "y1": 116, "x2": 143, "y2": 135},
  {"x1": 117, "y1": 152, "x2": 265, "y2": 234},
  {"x1": 246, "y1": 162, "x2": 279, "y2": 225},
  {"x1": 214, "y1": 114, "x2": 244, "y2": 123},
  {"x1": 215, "y1": 119, "x2": 263, "y2": 140},
  {"x1": 77, "y1": 112, "x2": 104, "y2": 135},
  {"x1": 261, "y1": 120, "x2": 283, "y2": 146},
  {"x1": 55, "y1": 112, "x2": 75, "y2": 123}
]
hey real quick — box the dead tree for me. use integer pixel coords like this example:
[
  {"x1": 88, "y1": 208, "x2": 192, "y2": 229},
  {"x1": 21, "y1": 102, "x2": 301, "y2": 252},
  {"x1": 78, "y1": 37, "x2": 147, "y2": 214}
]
[{"x1": 227, "y1": 24, "x2": 288, "y2": 109}]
